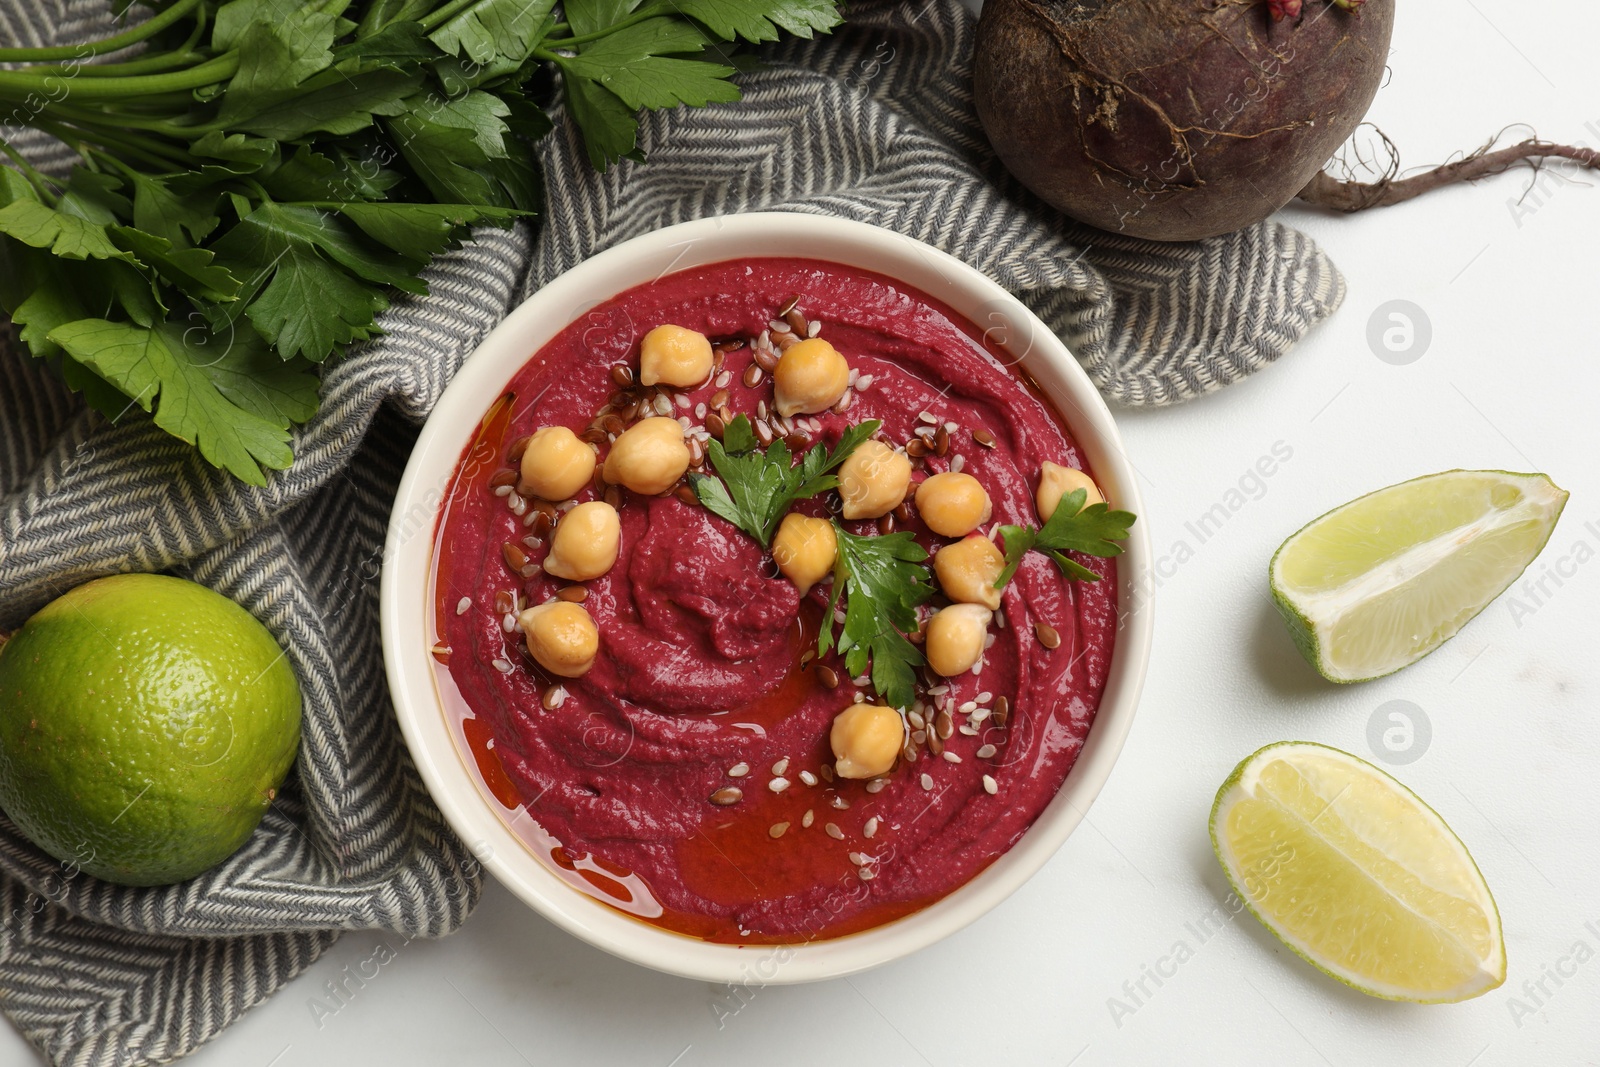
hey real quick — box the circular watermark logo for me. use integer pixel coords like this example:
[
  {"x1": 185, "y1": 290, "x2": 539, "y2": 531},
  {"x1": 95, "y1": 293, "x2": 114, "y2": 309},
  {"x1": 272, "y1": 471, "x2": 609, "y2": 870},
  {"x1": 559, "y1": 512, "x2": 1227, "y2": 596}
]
[
  {"x1": 973, "y1": 298, "x2": 1039, "y2": 370},
  {"x1": 1366, "y1": 299, "x2": 1432, "y2": 366},
  {"x1": 1365, "y1": 699, "x2": 1431, "y2": 765}
]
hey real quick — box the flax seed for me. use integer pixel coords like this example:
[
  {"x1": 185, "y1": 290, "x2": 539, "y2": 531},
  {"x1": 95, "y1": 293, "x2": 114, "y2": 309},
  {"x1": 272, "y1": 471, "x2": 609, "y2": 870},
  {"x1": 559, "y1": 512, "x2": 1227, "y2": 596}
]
[
  {"x1": 743, "y1": 364, "x2": 763, "y2": 388},
  {"x1": 502, "y1": 542, "x2": 529, "y2": 572},
  {"x1": 610, "y1": 364, "x2": 634, "y2": 388},
  {"x1": 934, "y1": 425, "x2": 949, "y2": 457},
  {"x1": 972, "y1": 427, "x2": 997, "y2": 448},
  {"x1": 783, "y1": 308, "x2": 809, "y2": 337},
  {"x1": 994, "y1": 695, "x2": 1010, "y2": 727},
  {"x1": 557, "y1": 585, "x2": 588, "y2": 603},
  {"x1": 489, "y1": 468, "x2": 518, "y2": 489},
  {"x1": 1035, "y1": 622, "x2": 1061, "y2": 649}
]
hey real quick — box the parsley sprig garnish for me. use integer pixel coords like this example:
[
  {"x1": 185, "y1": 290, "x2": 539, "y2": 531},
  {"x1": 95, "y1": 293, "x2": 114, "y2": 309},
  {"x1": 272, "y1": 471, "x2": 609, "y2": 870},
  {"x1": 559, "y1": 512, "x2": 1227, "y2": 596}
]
[
  {"x1": 994, "y1": 488, "x2": 1137, "y2": 587},
  {"x1": 689, "y1": 416, "x2": 879, "y2": 547},
  {"x1": 0, "y1": 0, "x2": 844, "y2": 482},
  {"x1": 821, "y1": 526, "x2": 934, "y2": 711}
]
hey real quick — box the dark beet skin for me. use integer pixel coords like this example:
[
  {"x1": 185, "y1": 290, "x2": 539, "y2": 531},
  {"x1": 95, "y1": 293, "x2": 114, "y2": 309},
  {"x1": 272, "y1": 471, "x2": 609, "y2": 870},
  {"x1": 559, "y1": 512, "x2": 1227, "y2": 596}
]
[{"x1": 974, "y1": 0, "x2": 1395, "y2": 241}]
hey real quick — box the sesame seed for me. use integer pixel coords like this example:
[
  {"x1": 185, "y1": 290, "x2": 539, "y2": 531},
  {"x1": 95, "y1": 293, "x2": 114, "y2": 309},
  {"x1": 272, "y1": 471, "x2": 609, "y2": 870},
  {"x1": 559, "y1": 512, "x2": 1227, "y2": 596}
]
[
  {"x1": 864, "y1": 817, "x2": 879, "y2": 838},
  {"x1": 492, "y1": 659, "x2": 512, "y2": 673},
  {"x1": 675, "y1": 393, "x2": 690, "y2": 409},
  {"x1": 983, "y1": 775, "x2": 998, "y2": 795},
  {"x1": 769, "y1": 319, "x2": 790, "y2": 334},
  {"x1": 971, "y1": 706, "x2": 992, "y2": 724},
  {"x1": 848, "y1": 851, "x2": 865, "y2": 865},
  {"x1": 493, "y1": 484, "x2": 513, "y2": 497},
  {"x1": 799, "y1": 770, "x2": 818, "y2": 787},
  {"x1": 825, "y1": 822, "x2": 844, "y2": 840},
  {"x1": 950, "y1": 454, "x2": 965, "y2": 473},
  {"x1": 653, "y1": 395, "x2": 672, "y2": 416},
  {"x1": 848, "y1": 368, "x2": 860, "y2": 387},
  {"x1": 678, "y1": 416, "x2": 692, "y2": 431},
  {"x1": 943, "y1": 751, "x2": 962, "y2": 763},
  {"x1": 977, "y1": 692, "x2": 993, "y2": 704},
  {"x1": 865, "y1": 778, "x2": 887, "y2": 794},
  {"x1": 456, "y1": 597, "x2": 471, "y2": 615},
  {"x1": 959, "y1": 700, "x2": 977, "y2": 714},
  {"x1": 911, "y1": 730, "x2": 926, "y2": 745},
  {"x1": 984, "y1": 633, "x2": 996, "y2": 649},
  {"x1": 808, "y1": 320, "x2": 822, "y2": 338},
  {"x1": 918, "y1": 411, "x2": 937, "y2": 424},
  {"x1": 853, "y1": 674, "x2": 870, "y2": 687},
  {"x1": 859, "y1": 867, "x2": 875, "y2": 880},
  {"x1": 908, "y1": 711, "x2": 925, "y2": 729},
  {"x1": 501, "y1": 613, "x2": 516, "y2": 632},
  {"x1": 973, "y1": 659, "x2": 984, "y2": 675},
  {"x1": 927, "y1": 685, "x2": 950, "y2": 696},
  {"x1": 772, "y1": 758, "x2": 790, "y2": 776},
  {"x1": 695, "y1": 402, "x2": 707, "y2": 419},
  {"x1": 976, "y1": 743, "x2": 998, "y2": 758},
  {"x1": 920, "y1": 773, "x2": 934, "y2": 790},
  {"x1": 959, "y1": 725, "x2": 979, "y2": 736},
  {"x1": 856, "y1": 373, "x2": 874, "y2": 390},
  {"x1": 769, "y1": 777, "x2": 790, "y2": 793},
  {"x1": 728, "y1": 762, "x2": 749, "y2": 777},
  {"x1": 944, "y1": 421, "x2": 958, "y2": 433},
  {"x1": 769, "y1": 822, "x2": 789, "y2": 839},
  {"x1": 802, "y1": 809, "x2": 815, "y2": 827},
  {"x1": 716, "y1": 370, "x2": 732, "y2": 389},
  {"x1": 996, "y1": 609, "x2": 1007, "y2": 629}
]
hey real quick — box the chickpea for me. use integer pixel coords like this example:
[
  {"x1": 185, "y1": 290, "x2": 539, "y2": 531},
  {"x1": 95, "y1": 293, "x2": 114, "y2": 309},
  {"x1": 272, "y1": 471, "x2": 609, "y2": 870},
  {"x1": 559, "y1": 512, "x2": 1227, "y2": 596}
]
[
  {"x1": 519, "y1": 426, "x2": 595, "y2": 502},
  {"x1": 544, "y1": 501, "x2": 620, "y2": 581},
  {"x1": 519, "y1": 601, "x2": 599, "y2": 678},
  {"x1": 639, "y1": 324, "x2": 712, "y2": 388},
  {"x1": 830, "y1": 701, "x2": 904, "y2": 780},
  {"x1": 915, "y1": 472, "x2": 992, "y2": 538},
  {"x1": 603, "y1": 416, "x2": 690, "y2": 495},
  {"x1": 773, "y1": 338, "x2": 850, "y2": 417},
  {"x1": 772, "y1": 513, "x2": 836, "y2": 595},
  {"x1": 837, "y1": 439, "x2": 911, "y2": 520},
  {"x1": 1036, "y1": 461, "x2": 1105, "y2": 522},
  {"x1": 924, "y1": 603, "x2": 993, "y2": 677},
  {"x1": 933, "y1": 536, "x2": 1005, "y2": 611}
]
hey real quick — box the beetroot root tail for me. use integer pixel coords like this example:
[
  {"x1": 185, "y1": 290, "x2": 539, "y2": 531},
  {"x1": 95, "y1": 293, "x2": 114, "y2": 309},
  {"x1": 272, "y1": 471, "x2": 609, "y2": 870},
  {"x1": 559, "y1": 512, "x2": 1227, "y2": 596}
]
[{"x1": 1297, "y1": 134, "x2": 1600, "y2": 212}]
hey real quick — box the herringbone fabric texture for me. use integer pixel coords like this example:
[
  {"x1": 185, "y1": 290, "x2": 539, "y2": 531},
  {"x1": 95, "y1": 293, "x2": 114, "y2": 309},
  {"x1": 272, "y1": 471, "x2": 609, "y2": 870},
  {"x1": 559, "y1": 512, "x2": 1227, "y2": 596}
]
[{"x1": 0, "y1": 0, "x2": 1344, "y2": 1063}]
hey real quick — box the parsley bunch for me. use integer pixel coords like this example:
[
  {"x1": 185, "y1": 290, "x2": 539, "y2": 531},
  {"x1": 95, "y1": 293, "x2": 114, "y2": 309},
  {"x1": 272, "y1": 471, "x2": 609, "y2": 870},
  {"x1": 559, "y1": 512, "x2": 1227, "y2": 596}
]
[
  {"x1": 0, "y1": 0, "x2": 842, "y2": 483},
  {"x1": 994, "y1": 487, "x2": 1137, "y2": 587}
]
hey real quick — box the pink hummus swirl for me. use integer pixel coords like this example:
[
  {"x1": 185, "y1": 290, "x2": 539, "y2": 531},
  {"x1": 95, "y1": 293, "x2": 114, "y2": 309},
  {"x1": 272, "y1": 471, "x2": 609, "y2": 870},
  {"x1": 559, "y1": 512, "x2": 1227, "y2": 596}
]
[{"x1": 432, "y1": 258, "x2": 1118, "y2": 943}]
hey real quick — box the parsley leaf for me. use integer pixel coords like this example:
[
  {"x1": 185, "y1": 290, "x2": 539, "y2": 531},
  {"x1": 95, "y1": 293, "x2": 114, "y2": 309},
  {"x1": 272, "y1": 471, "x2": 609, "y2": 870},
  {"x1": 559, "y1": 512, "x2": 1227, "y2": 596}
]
[
  {"x1": 429, "y1": 0, "x2": 558, "y2": 65},
  {"x1": 675, "y1": 0, "x2": 843, "y2": 43},
  {"x1": 994, "y1": 487, "x2": 1137, "y2": 588},
  {"x1": 47, "y1": 318, "x2": 318, "y2": 485},
  {"x1": 556, "y1": 19, "x2": 740, "y2": 111},
  {"x1": 822, "y1": 526, "x2": 934, "y2": 711},
  {"x1": 689, "y1": 416, "x2": 879, "y2": 546}
]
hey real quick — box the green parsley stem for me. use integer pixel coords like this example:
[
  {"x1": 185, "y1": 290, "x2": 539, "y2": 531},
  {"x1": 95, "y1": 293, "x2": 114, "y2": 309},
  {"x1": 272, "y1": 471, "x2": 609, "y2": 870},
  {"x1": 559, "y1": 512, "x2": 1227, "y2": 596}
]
[
  {"x1": 0, "y1": 134, "x2": 62, "y2": 202},
  {"x1": 0, "y1": 52, "x2": 239, "y2": 102},
  {"x1": 40, "y1": 98, "x2": 210, "y2": 139},
  {"x1": 541, "y1": 5, "x2": 672, "y2": 48},
  {"x1": 33, "y1": 117, "x2": 194, "y2": 171},
  {"x1": 418, "y1": 0, "x2": 482, "y2": 32},
  {"x1": 0, "y1": 0, "x2": 204, "y2": 63}
]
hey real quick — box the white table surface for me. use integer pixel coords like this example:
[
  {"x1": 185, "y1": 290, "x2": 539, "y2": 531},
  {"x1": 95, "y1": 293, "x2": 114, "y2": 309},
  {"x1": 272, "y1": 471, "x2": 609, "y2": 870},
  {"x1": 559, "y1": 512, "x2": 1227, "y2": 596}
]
[{"x1": 9, "y1": 3, "x2": 1598, "y2": 1063}]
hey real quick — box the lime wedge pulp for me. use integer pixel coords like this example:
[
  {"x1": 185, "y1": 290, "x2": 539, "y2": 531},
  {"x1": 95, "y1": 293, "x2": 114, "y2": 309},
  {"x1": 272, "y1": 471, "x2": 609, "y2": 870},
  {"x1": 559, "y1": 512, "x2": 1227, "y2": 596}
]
[
  {"x1": 1270, "y1": 469, "x2": 1567, "y2": 682},
  {"x1": 1211, "y1": 742, "x2": 1505, "y2": 1003}
]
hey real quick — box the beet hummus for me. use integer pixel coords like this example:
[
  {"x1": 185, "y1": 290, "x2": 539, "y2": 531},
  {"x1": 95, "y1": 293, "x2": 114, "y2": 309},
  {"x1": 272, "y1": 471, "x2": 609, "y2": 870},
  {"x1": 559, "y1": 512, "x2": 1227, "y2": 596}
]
[{"x1": 429, "y1": 258, "x2": 1119, "y2": 944}]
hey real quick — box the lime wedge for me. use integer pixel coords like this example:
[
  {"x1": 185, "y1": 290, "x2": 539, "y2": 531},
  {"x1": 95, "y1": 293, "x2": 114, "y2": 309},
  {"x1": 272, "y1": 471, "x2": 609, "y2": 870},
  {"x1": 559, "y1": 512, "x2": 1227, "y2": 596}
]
[
  {"x1": 1211, "y1": 742, "x2": 1505, "y2": 1002},
  {"x1": 1270, "y1": 469, "x2": 1567, "y2": 682}
]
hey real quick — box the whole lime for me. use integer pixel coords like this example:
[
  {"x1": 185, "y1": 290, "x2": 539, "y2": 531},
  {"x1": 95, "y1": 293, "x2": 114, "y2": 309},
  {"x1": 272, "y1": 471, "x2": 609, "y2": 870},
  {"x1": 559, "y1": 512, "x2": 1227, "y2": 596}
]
[{"x1": 0, "y1": 574, "x2": 302, "y2": 886}]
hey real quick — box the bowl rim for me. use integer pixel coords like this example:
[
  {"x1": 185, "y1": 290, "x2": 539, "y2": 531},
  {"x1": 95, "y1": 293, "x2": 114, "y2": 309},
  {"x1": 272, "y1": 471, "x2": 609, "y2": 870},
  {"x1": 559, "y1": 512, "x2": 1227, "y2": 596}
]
[{"x1": 380, "y1": 211, "x2": 1153, "y2": 984}]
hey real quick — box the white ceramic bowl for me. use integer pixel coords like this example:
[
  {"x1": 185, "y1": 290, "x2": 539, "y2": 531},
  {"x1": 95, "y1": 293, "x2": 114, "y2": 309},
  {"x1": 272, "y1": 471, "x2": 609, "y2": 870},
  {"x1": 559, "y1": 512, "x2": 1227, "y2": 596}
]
[{"x1": 381, "y1": 212, "x2": 1152, "y2": 984}]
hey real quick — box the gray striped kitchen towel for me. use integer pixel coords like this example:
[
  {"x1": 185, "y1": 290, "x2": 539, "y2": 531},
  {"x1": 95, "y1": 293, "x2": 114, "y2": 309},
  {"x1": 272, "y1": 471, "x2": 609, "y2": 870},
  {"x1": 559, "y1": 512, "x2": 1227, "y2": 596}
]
[{"x1": 0, "y1": 0, "x2": 1345, "y2": 1063}]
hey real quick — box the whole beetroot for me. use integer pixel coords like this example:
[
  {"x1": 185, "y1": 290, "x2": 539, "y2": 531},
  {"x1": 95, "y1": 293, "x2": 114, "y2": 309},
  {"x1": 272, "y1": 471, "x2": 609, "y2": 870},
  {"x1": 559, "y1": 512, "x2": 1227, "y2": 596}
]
[{"x1": 974, "y1": 0, "x2": 1395, "y2": 241}]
